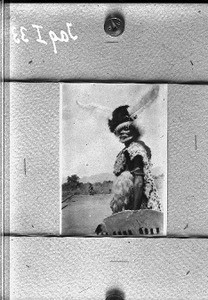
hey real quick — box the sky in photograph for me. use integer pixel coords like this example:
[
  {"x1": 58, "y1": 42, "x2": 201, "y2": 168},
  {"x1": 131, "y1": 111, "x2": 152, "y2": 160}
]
[{"x1": 61, "y1": 83, "x2": 167, "y2": 181}]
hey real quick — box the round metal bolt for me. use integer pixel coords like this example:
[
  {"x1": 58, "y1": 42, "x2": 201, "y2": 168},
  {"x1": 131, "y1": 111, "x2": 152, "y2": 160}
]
[
  {"x1": 104, "y1": 14, "x2": 125, "y2": 37},
  {"x1": 106, "y1": 289, "x2": 125, "y2": 300},
  {"x1": 106, "y1": 295, "x2": 124, "y2": 300}
]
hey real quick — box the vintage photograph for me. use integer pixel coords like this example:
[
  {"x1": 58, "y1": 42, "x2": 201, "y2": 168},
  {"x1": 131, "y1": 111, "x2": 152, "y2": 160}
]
[{"x1": 61, "y1": 83, "x2": 167, "y2": 236}]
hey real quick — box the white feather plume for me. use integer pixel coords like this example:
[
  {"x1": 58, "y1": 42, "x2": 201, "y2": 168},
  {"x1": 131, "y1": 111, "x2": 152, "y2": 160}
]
[
  {"x1": 128, "y1": 85, "x2": 160, "y2": 117},
  {"x1": 76, "y1": 85, "x2": 160, "y2": 120}
]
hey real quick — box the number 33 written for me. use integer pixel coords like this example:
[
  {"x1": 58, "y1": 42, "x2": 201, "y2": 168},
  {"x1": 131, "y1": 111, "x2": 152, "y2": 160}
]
[{"x1": 11, "y1": 22, "x2": 78, "y2": 54}]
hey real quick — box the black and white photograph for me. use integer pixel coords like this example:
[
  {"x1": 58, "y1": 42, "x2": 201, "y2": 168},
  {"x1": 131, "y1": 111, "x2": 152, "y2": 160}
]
[{"x1": 61, "y1": 83, "x2": 167, "y2": 236}]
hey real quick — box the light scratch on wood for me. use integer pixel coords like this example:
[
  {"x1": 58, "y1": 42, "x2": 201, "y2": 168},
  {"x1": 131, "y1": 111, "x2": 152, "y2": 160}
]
[{"x1": 110, "y1": 260, "x2": 129, "y2": 263}]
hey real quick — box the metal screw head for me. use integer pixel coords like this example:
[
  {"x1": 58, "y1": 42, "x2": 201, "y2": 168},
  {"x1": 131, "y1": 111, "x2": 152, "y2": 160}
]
[
  {"x1": 106, "y1": 296, "x2": 124, "y2": 300},
  {"x1": 106, "y1": 288, "x2": 125, "y2": 300},
  {"x1": 104, "y1": 14, "x2": 125, "y2": 37}
]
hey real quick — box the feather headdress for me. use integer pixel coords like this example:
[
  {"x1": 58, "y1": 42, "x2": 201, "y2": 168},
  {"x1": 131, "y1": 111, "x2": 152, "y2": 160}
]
[{"x1": 76, "y1": 85, "x2": 160, "y2": 131}]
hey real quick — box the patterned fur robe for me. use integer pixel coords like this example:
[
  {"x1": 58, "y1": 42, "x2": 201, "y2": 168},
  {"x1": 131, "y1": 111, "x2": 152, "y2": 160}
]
[{"x1": 110, "y1": 141, "x2": 162, "y2": 213}]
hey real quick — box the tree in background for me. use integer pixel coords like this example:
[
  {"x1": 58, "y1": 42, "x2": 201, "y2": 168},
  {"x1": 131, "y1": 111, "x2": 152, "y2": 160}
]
[
  {"x1": 66, "y1": 174, "x2": 80, "y2": 190},
  {"x1": 62, "y1": 175, "x2": 113, "y2": 195},
  {"x1": 88, "y1": 183, "x2": 95, "y2": 195}
]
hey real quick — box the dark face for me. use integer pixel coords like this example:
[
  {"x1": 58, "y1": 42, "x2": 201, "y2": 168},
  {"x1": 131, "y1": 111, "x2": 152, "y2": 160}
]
[{"x1": 115, "y1": 123, "x2": 134, "y2": 144}]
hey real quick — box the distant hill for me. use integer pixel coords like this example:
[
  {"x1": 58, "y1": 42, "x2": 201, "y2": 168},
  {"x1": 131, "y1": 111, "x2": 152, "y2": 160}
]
[
  {"x1": 80, "y1": 173, "x2": 115, "y2": 184},
  {"x1": 63, "y1": 167, "x2": 164, "y2": 185},
  {"x1": 80, "y1": 167, "x2": 164, "y2": 184},
  {"x1": 62, "y1": 167, "x2": 165, "y2": 199}
]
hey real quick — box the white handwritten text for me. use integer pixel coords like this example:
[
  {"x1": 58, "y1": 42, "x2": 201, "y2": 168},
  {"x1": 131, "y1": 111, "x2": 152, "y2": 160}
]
[{"x1": 11, "y1": 22, "x2": 78, "y2": 54}]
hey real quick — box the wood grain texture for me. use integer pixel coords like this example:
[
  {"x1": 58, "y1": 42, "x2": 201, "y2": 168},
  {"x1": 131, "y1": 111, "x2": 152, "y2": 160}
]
[
  {"x1": 9, "y1": 237, "x2": 208, "y2": 300},
  {"x1": 8, "y1": 83, "x2": 208, "y2": 235},
  {"x1": 8, "y1": 3, "x2": 208, "y2": 82},
  {"x1": 168, "y1": 85, "x2": 208, "y2": 236},
  {"x1": 5, "y1": 3, "x2": 208, "y2": 300},
  {"x1": 9, "y1": 83, "x2": 60, "y2": 235}
]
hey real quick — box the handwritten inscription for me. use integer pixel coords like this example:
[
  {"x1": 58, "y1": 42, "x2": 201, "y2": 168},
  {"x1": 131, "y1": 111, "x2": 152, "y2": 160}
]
[{"x1": 11, "y1": 22, "x2": 78, "y2": 54}]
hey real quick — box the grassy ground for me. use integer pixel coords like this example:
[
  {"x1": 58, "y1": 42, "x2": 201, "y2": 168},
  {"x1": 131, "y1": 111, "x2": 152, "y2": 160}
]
[
  {"x1": 61, "y1": 177, "x2": 164, "y2": 236},
  {"x1": 61, "y1": 194, "x2": 112, "y2": 236}
]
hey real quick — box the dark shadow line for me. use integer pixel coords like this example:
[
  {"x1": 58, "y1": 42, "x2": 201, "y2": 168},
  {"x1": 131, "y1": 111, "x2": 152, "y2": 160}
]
[
  {"x1": 4, "y1": 233, "x2": 208, "y2": 238},
  {"x1": 105, "y1": 41, "x2": 119, "y2": 43},
  {"x1": 4, "y1": 79, "x2": 208, "y2": 85}
]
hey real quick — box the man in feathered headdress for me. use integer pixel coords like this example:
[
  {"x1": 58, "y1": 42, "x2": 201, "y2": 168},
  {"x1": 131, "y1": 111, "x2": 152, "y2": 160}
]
[
  {"x1": 76, "y1": 84, "x2": 162, "y2": 215},
  {"x1": 108, "y1": 104, "x2": 162, "y2": 213}
]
